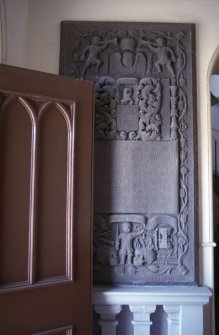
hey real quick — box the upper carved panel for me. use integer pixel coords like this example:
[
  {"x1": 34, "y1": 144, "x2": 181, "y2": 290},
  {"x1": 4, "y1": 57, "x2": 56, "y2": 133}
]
[
  {"x1": 70, "y1": 28, "x2": 185, "y2": 82},
  {"x1": 62, "y1": 24, "x2": 189, "y2": 143}
]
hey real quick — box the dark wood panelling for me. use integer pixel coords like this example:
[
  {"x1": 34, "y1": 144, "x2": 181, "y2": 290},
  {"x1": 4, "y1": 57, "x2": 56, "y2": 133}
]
[
  {"x1": 37, "y1": 105, "x2": 68, "y2": 280},
  {"x1": 0, "y1": 64, "x2": 94, "y2": 335},
  {"x1": 0, "y1": 97, "x2": 31, "y2": 285},
  {"x1": 32, "y1": 325, "x2": 73, "y2": 335}
]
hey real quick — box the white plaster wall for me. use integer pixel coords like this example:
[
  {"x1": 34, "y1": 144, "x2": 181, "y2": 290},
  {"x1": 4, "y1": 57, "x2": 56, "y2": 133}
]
[
  {"x1": 5, "y1": 0, "x2": 219, "y2": 334},
  {"x1": 5, "y1": 0, "x2": 29, "y2": 67}
]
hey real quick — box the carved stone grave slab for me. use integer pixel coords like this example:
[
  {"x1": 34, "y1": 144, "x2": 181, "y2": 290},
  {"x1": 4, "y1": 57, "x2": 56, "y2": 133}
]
[{"x1": 60, "y1": 22, "x2": 197, "y2": 284}]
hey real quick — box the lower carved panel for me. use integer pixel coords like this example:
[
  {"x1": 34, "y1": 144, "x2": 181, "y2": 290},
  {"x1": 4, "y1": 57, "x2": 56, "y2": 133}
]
[{"x1": 93, "y1": 213, "x2": 190, "y2": 284}]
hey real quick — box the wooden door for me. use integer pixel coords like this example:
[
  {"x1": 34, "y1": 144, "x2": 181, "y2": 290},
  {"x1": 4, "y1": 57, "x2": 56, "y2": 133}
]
[{"x1": 0, "y1": 64, "x2": 94, "y2": 334}]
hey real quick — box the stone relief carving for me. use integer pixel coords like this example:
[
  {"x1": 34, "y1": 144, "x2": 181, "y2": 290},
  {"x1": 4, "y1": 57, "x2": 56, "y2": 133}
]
[
  {"x1": 60, "y1": 22, "x2": 197, "y2": 284},
  {"x1": 110, "y1": 37, "x2": 147, "y2": 77},
  {"x1": 81, "y1": 36, "x2": 118, "y2": 75},
  {"x1": 137, "y1": 77, "x2": 162, "y2": 140},
  {"x1": 140, "y1": 37, "x2": 176, "y2": 77},
  {"x1": 95, "y1": 76, "x2": 162, "y2": 141},
  {"x1": 93, "y1": 214, "x2": 180, "y2": 282},
  {"x1": 95, "y1": 77, "x2": 117, "y2": 139}
]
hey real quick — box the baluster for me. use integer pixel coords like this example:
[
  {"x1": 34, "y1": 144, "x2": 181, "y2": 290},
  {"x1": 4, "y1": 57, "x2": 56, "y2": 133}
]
[
  {"x1": 129, "y1": 305, "x2": 156, "y2": 335},
  {"x1": 94, "y1": 304, "x2": 122, "y2": 335},
  {"x1": 163, "y1": 305, "x2": 180, "y2": 335}
]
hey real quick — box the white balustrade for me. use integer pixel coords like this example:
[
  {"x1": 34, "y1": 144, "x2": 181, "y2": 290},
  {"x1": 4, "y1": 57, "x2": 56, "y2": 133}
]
[
  {"x1": 129, "y1": 305, "x2": 156, "y2": 335},
  {"x1": 93, "y1": 286, "x2": 211, "y2": 335},
  {"x1": 94, "y1": 304, "x2": 122, "y2": 335},
  {"x1": 163, "y1": 305, "x2": 180, "y2": 335}
]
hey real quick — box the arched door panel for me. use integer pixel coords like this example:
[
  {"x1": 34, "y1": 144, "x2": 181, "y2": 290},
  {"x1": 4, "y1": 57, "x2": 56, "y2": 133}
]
[{"x1": 0, "y1": 64, "x2": 94, "y2": 335}]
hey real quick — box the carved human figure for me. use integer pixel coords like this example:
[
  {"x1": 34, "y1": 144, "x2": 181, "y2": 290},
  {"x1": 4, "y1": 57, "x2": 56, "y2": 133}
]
[
  {"x1": 117, "y1": 222, "x2": 145, "y2": 265},
  {"x1": 81, "y1": 36, "x2": 109, "y2": 74},
  {"x1": 141, "y1": 37, "x2": 176, "y2": 77},
  {"x1": 121, "y1": 87, "x2": 134, "y2": 105}
]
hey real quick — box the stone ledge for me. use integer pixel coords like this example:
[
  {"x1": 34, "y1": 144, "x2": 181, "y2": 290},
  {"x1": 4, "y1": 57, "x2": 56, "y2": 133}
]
[{"x1": 92, "y1": 285, "x2": 212, "y2": 306}]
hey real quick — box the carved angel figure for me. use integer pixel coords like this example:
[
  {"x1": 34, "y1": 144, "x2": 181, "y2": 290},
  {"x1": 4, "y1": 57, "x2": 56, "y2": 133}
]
[
  {"x1": 140, "y1": 37, "x2": 176, "y2": 77},
  {"x1": 81, "y1": 36, "x2": 108, "y2": 75}
]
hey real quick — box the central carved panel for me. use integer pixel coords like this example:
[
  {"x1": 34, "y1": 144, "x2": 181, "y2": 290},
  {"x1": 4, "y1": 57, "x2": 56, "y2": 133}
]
[{"x1": 60, "y1": 22, "x2": 197, "y2": 284}]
